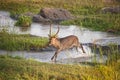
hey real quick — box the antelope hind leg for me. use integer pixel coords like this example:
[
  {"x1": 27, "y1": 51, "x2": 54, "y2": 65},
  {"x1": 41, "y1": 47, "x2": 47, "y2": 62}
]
[{"x1": 79, "y1": 44, "x2": 86, "y2": 53}]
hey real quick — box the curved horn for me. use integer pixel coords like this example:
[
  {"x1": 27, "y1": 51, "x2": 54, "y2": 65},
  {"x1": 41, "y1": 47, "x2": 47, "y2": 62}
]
[{"x1": 55, "y1": 25, "x2": 60, "y2": 36}]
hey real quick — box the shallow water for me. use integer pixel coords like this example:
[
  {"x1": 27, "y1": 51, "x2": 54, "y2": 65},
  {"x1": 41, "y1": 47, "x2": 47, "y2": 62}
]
[
  {"x1": 0, "y1": 11, "x2": 117, "y2": 64},
  {"x1": 0, "y1": 49, "x2": 107, "y2": 64}
]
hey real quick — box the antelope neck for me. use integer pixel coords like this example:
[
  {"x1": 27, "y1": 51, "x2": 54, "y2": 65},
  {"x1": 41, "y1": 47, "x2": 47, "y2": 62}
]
[{"x1": 54, "y1": 38, "x2": 61, "y2": 49}]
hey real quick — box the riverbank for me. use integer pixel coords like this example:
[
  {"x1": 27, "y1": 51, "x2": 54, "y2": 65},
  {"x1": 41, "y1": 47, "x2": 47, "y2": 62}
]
[{"x1": 0, "y1": 55, "x2": 120, "y2": 80}]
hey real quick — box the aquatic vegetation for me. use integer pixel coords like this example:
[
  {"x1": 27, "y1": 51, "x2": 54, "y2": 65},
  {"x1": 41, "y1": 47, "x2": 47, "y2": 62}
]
[{"x1": 15, "y1": 15, "x2": 32, "y2": 27}]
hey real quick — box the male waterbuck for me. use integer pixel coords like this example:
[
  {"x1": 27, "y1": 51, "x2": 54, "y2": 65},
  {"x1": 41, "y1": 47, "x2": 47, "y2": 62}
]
[{"x1": 48, "y1": 24, "x2": 85, "y2": 62}]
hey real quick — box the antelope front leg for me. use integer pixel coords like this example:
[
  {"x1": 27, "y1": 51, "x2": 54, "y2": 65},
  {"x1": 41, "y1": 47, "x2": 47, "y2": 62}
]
[
  {"x1": 51, "y1": 51, "x2": 58, "y2": 62},
  {"x1": 51, "y1": 49, "x2": 60, "y2": 62},
  {"x1": 51, "y1": 53, "x2": 55, "y2": 61}
]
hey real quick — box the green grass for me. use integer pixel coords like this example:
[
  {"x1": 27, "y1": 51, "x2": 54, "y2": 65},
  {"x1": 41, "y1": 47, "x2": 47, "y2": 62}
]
[
  {"x1": 0, "y1": 0, "x2": 119, "y2": 15},
  {"x1": 0, "y1": 30, "x2": 49, "y2": 51},
  {"x1": 0, "y1": 0, "x2": 119, "y2": 14},
  {"x1": 0, "y1": 55, "x2": 120, "y2": 80},
  {"x1": 61, "y1": 14, "x2": 120, "y2": 33},
  {"x1": 0, "y1": 0, "x2": 120, "y2": 33},
  {"x1": 15, "y1": 15, "x2": 32, "y2": 27}
]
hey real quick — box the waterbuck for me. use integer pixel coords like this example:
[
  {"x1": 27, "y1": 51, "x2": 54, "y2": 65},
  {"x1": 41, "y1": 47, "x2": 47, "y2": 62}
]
[{"x1": 48, "y1": 24, "x2": 85, "y2": 62}]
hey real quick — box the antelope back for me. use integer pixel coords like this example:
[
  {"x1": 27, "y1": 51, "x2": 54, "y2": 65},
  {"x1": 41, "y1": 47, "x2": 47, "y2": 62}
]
[{"x1": 59, "y1": 35, "x2": 79, "y2": 49}]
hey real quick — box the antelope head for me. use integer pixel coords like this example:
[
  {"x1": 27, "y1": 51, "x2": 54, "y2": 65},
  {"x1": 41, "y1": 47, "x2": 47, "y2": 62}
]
[{"x1": 48, "y1": 24, "x2": 60, "y2": 46}]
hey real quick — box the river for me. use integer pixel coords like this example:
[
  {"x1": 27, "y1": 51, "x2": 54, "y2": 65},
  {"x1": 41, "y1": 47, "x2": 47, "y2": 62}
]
[{"x1": 0, "y1": 11, "x2": 119, "y2": 64}]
